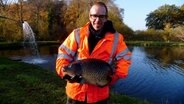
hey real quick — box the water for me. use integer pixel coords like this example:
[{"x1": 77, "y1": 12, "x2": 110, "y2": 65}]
[
  {"x1": 112, "y1": 47, "x2": 184, "y2": 104},
  {"x1": 0, "y1": 45, "x2": 58, "y2": 71},
  {"x1": 22, "y1": 21, "x2": 47, "y2": 64},
  {"x1": 1, "y1": 46, "x2": 184, "y2": 104}
]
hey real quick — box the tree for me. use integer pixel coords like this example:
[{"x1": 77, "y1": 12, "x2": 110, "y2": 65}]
[
  {"x1": 108, "y1": 2, "x2": 133, "y2": 38},
  {"x1": 63, "y1": 0, "x2": 89, "y2": 33},
  {"x1": 47, "y1": 0, "x2": 67, "y2": 40},
  {"x1": 179, "y1": 4, "x2": 184, "y2": 25},
  {"x1": 171, "y1": 26, "x2": 184, "y2": 41},
  {"x1": 24, "y1": 0, "x2": 50, "y2": 40},
  {"x1": 0, "y1": 0, "x2": 23, "y2": 41},
  {"x1": 146, "y1": 4, "x2": 184, "y2": 30}
]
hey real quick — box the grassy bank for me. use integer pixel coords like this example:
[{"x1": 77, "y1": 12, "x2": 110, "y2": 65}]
[
  {"x1": 0, "y1": 57, "x2": 150, "y2": 104},
  {"x1": 126, "y1": 41, "x2": 184, "y2": 47}
]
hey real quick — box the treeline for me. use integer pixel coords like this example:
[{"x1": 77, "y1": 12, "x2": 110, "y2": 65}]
[
  {"x1": 1, "y1": 0, "x2": 184, "y2": 42},
  {"x1": 132, "y1": 4, "x2": 184, "y2": 42},
  {"x1": 0, "y1": 0, "x2": 133, "y2": 42}
]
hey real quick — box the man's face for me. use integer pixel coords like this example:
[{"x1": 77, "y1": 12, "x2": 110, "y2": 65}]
[{"x1": 89, "y1": 5, "x2": 107, "y2": 31}]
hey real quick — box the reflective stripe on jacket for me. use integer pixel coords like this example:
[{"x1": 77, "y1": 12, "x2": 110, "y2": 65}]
[{"x1": 56, "y1": 22, "x2": 131, "y2": 103}]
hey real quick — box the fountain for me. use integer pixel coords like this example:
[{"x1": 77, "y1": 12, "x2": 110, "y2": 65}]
[
  {"x1": 0, "y1": 15, "x2": 48, "y2": 64},
  {"x1": 22, "y1": 21, "x2": 39, "y2": 57},
  {"x1": 21, "y1": 21, "x2": 48, "y2": 64}
]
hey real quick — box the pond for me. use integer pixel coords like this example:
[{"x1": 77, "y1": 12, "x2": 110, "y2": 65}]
[
  {"x1": 0, "y1": 45, "x2": 58, "y2": 71},
  {"x1": 0, "y1": 45, "x2": 184, "y2": 104},
  {"x1": 113, "y1": 46, "x2": 184, "y2": 104}
]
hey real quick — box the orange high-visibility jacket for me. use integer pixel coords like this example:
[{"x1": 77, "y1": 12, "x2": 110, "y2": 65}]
[{"x1": 56, "y1": 22, "x2": 131, "y2": 103}]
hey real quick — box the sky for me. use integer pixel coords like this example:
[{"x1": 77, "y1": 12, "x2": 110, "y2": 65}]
[{"x1": 114, "y1": 0, "x2": 184, "y2": 31}]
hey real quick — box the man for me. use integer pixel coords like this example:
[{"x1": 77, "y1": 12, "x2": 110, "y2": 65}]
[{"x1": 56, "y1": 2, "x2": 131, "y2": 104}]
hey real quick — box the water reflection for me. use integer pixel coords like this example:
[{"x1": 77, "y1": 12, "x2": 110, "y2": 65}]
[
  {"x1": 145, "y1": 47, "x2": 184, "y2": 69},
  {"x1": 113, "y1": 46, "x2": 184, "y2": 104}
]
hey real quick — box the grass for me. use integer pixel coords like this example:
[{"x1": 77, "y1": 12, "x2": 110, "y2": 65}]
[
  {"x1": 126, "y1": 41, "x2": 184, "y2": 47},
  {"x1": 0, "y1": 57, "x2": 150, "y2": 104}
]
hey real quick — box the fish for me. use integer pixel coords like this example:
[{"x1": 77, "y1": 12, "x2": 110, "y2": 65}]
[{"x1": 62, "y1": 58, "x2": 113, "y2": 87}]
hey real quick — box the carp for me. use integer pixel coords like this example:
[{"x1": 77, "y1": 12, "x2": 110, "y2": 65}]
[{"x1": 63, "y1": 58, "x2": 113, "y2": 87}]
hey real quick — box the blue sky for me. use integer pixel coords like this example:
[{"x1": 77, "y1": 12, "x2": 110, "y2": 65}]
[{"x1": 114, "y1": 0, "x2": 184, "y2": 31}]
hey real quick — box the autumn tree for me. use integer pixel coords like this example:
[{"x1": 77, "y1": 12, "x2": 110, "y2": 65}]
[
  {"x1": 23, "y1": 0, "x2": 50, "y2": 40},
  {"x1": 47, "y1": 0, "x2": 67, "y2": 40},
  {"x1": 21, "y1": 0, "x2": 66, "y2": 40},
  {"x1": 0, "y1": 0, "x2": 134, "y2": 41},
  {"x1": 0, "y1": 0, "x2": 22, "y2": 41},
  {"x1": 63, "y1": 0, "x2": 89, "y2": 33}
]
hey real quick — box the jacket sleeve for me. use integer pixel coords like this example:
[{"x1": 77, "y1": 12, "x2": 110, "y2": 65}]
[
  {"x1": 110, "y1": 34, "x2": 132, "y2": 85},
  {"x1": 56, "y1": 30, "x2": 78, "y2": 78}
]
